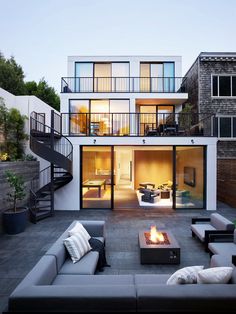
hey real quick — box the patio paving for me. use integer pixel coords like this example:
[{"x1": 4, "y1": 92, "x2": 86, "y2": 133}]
[{"x1": 0, "y1": 202, "x2": 235, "y2": 312}]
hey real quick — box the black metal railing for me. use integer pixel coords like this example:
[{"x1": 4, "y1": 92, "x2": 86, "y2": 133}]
[
  {"x1": 61, "y1": 77, "x2": 186, "y2": 93},
  {"x1": 61, "y1": 112, "x2": 215, "y2": 137}
]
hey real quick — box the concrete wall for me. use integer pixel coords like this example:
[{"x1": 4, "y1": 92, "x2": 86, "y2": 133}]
[{"x1": 0, "y1": 161, "x2": 39, "y2": 212}]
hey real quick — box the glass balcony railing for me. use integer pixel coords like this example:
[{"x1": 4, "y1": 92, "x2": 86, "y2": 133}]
[
  {"x1": 61, "y1": 112, "x2": 215, "y2": 137},
  {"x1": 61, "y1": 77, "x2": 186, "y2": 93}
]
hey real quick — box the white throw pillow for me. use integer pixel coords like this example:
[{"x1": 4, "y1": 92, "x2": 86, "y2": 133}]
[
  {"x1": 64, "y1": 232, "x2": 91, "y2": 263},
  {"x1": 197, "y1": 267, "x2": 233, "y2": 284},
  {"x1": 68, "y1": 221, "x2": 91, "y2": 240},
  {"x1": 167, "y1": 266, "x2": 204, "y2": 285}
]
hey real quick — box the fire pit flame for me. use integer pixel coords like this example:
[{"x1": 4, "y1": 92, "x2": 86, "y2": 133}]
[{"x1": 150, "y1": 226, "x2": 165, "y2": 243}]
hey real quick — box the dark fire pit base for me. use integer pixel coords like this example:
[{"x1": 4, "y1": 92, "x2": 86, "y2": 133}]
[{"x1": 139, "y1": 230, "x2": 180, "y2": 264}]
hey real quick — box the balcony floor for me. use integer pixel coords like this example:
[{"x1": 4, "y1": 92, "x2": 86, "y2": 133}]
[{"x1": 0, "y1": 201, "x2": 235, "y2": 311}]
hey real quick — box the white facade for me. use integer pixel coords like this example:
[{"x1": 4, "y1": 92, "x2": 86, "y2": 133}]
[{"x1": 57, "y1": 55, "x2": 217, "y2": 211}]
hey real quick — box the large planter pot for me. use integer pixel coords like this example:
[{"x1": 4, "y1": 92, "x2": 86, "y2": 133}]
[{"x1": 2, "y1": 207, "x2": 28, "y2": 234}]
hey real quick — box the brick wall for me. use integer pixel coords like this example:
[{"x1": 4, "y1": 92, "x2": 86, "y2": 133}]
[{"x1": 217, "y1": 159, "x2": 236, "y2": 207}]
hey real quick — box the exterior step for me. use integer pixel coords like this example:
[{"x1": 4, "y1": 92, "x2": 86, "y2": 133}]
[{"x1": 29, "y1": 209, "x2": 52, "y2": 224}]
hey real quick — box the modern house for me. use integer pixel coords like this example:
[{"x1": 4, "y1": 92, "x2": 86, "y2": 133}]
[
  {"x1": 182, "y1": 52, "x2": 236, "y2": 207},
  {"x1": 46, "y1": 55, "x2": 217, "y2": 213},
  {"x1": 1, "y1": 56, "x2": 217, "y2": 220}
]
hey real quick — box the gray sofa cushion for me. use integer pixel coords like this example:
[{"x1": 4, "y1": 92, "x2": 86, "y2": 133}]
[
  {"x1": 208, "y1": 242, "x2": 236, "y2": 256},
  {"x1": 210, "y1": 213, "x2": 235, "y2": 231},
  {"x1": 135, "y1": 274, "x2": 170, "y2": 285},
  {"x1": 210, "y1": 254, "x2": 234, "y2": 268},
  {"x1": 53, "y1": 274, "x2": 134, "y2": 286},
  {"x1": 59, "y1": 251, "x2": 99, "y2": 275},
  {"x1": 210, "y1": 254, "x2": 236, "y2": 284},
  {"x1": 136, "y1": 284, "x2": 236, "y2": 312},
  {"x1": 46, "y1": 241, "x2": 68, "y2": 271},
  {"x1": 12, "y1": 255, "x2": 57, "y2": 293},
  {"x1": 191, "y1": 224, "x2": 215, "y2": 242},
  {"x1": 9, "y1": 285, "x2": 137, "y2": 312}
]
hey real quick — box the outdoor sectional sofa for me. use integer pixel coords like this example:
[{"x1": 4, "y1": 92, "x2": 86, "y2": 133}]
[{"x1": 6, "y1": 220, "x2": 236, "y2": 313}]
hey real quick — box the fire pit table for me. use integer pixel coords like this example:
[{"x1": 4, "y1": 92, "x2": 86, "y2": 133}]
[{"x1": 139, "y1": 228, "x2": 180, "y2": 264}]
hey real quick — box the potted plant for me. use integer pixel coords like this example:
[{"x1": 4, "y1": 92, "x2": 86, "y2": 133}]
[{"x1": 2, "y1": 170, "x2": 28, "y2": 234}]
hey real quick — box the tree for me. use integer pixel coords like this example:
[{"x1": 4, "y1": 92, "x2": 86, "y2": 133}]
[
  {"x1": 25, "y1": 78, "x2": 60, "y2": 111},
  {"x1": 0, "y1": 99, "x2": 28, "y2": 160},
  {"x1": 0, "y1": 52, "x2": 60, "y2": 111},
  {"x1": 0, "y1": 53, "x2": 26, "y2": 95}
]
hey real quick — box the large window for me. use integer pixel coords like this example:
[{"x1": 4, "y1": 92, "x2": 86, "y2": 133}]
[
  {"x1": 69, "y1": 99, "x2": 129, "y2": 135},
  {"x1": 212, "y1": 75, "x2": 236, "y2": 97},
  {"x1": 140, "y1": 62, "x2": 175, "y2": 92},
  {"x1": 214, "y1": 116, "x2": 236, "y2": 138},
  {"x1": 75, "y1": 62, "x2": 129, "y2": 92}
]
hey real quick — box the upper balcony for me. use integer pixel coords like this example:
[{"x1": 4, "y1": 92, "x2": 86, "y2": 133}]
[{"x1": 61, "y1": 77, "x2": 186, "y2": 93}]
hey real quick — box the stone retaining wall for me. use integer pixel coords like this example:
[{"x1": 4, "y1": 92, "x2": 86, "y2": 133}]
[{"x1": 0, "y1": 161, "x2": 39, "y2": 212}]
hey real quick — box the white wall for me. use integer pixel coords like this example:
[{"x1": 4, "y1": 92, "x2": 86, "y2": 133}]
[
  {"x1": 54, "y1": 136, "x2": 217, "y2": 211},
  {"x1": 0, "y1": 88, "x2": 60, "y2": 170}
]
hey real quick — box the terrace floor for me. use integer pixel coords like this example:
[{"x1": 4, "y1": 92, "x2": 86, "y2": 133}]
[{"x1": 0, "y1": 202, "x2": 235, "y2": 312}]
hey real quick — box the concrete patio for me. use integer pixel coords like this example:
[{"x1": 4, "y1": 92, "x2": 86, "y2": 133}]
[{"x1": 0, "y1": 202, "x2": 235, "y2": 312}]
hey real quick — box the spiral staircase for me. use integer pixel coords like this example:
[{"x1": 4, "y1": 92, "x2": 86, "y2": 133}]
[{"x1": 29, "y1": 111, "x2": 73, "y2": 223}]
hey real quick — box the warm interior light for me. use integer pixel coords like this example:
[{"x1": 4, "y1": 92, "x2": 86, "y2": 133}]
[{"x1": 149, "y1": 225, "x2": 164, "y2": 243}]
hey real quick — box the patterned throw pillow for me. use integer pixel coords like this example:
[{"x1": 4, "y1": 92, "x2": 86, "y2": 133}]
[
  {"x1": 64, "y1": 232, "x2": 91, "y2": 263},
  {"x1": 166, "y1": 266, "x2": 204, "y2": 285},
  {"x1": 197, "y1": 267, "x2": 233, "y2": 284},
  {"x1": 68, "y1": 221, "x2": 91, "y2": 240}
]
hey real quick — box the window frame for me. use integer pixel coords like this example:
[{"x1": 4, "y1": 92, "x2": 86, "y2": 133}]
[{"x1": 211, "y1": 74, "x2": 236, "y2": 98}]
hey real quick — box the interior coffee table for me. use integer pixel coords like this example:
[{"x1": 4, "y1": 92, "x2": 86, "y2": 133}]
[
  {"x1": 82, "y1": 179, "x2": 106, "y2": 198},
  {"x1": 139, "y1": 229, "x2": 180, "y2": 264}
]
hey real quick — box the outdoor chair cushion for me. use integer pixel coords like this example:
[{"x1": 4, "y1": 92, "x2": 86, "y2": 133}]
[
  {"x1": 134, "y1": 274, "x2": 170, "y2": 285},
  {"x1": 53, "y1": 274, "x2": 134, "y2": 286},
  {"x1": 191, "y1": 224, "x2": 215, "y2": 242},
  {"x1": 59, "y1": 251, "x2": 99, "y2": 275},
  {"x1": 208, "y1": 242, "x2": 236, "y2": 256},
  {"x1": 210, "y1": 213, "x2": 235, "y2": 231},
  {"x1": 197, "y1": 267, "x2": 233, "y2": 284},
  {"x1": 64, "y1": 233, "x2": 92, "y2": 263}
]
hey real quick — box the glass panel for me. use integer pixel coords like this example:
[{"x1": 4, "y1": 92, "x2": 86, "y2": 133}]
[
  {"x1": 212, "y1": 76, "x2": 218, "y2": 96},
  {"x1": 69, "y1": 100, "x2": 89, "y2": 135},
  {"x1": 94, "y1": 63, "x2": 111, "y2": 92},
  {"x1": 82, "y1": 146, "x2": 112, "y2": 209},
  {"x1": 151, "y1": 64, "x2": 164, "y2": 92},
  {"x1": 220, "y1": 117, "x2": 231, "y2": 137},
  {"x1": 219, "y1": 76, "x2": 231, "y2": 96},
  {"x1": 233, "y1": 117, "x2": 236, "y2": 137},
  {"x1": 140, "y1": 106, "x2": 156, "y2": 135},
  {"x1": 110, "y1": 100, "x2": 129, "y2": 135},
  {"x1": 140, "y1": 63, "x2": 150, "y2": 92},
  {"x1": 75, "y1": 63, "x2": 93, "y2": 92},
  {"x1": 176, "y1": 146, "x2": 204, "y2": 209},
  {"x1": 232, "y1": 76, "x2": 236, "y2": 96},
  {"x1": 157, "y1": 105, "x2": 174, "y2": 126},
  {"x1": 164, "y1": 63, "x2": 175, "y2": 92},
  {"x1": 90, "y1": 100, "x2": 110, "y2": 135},
  {"x1": 112, "y1": 63, "x2": 129, "y2": 92}
]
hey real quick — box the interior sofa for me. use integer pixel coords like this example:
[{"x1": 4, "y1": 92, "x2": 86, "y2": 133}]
[
  {"x1": 6, "y1": 220, "x2": 236, "y2": 313},
  {"x1": 191, "y1": 213, "x2": 235, "y2": 251}
]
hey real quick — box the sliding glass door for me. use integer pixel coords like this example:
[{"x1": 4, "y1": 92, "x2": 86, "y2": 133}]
[
  {"x1": 175, "y1": 146, "x2": 205, "y2": 209},
  {"x1": 81, "y1": 146, "x2": 112, "y2": 209}
]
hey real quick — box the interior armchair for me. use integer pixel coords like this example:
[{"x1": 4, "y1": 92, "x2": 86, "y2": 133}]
[{"x1": 140, "y1": 188, "x2": 160, "y2": 203}]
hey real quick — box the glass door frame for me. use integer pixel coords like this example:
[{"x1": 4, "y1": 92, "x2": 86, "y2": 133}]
[
  {"x1": 173, "y1": 145, "x2": 206, "y2": 210},
  {"x1": 80, "y1": 145, "x2": 206, "y2": 210},
  {"x1": 80, "y1": 145, "x2": 114, "y2": 210}
]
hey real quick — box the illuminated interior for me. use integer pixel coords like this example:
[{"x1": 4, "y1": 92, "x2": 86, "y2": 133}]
[{"x1": 81, "y1": 145, "x2": 205, "y2": 210}]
